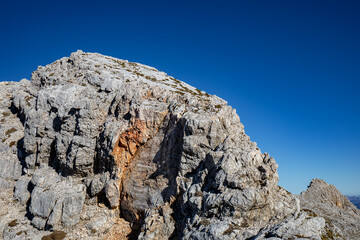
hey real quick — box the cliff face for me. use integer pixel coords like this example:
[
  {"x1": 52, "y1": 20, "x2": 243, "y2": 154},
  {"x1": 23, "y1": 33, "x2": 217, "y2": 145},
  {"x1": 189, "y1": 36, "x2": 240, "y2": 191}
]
[{"x1": 0, "y1": 51, "x2": 350, "y2": 240}]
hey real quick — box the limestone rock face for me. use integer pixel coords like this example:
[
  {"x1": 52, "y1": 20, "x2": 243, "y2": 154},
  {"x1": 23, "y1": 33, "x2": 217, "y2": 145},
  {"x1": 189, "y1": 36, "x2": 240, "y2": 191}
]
[
  {"x1": 298, "y1": 179, "x2": 360, "y2": 240},
  {"x1": 253, "y1": 210, "x2": 326, "y2": 240},
  {"x1": 0, "y1": 50, "x2": 343, "y2": 239},
  {"x1": 0, "y1": 82, "x2": 25, "y2": 187},
  {"x1": 29, "y1": 166, "x2": 86, "y2": 230}
]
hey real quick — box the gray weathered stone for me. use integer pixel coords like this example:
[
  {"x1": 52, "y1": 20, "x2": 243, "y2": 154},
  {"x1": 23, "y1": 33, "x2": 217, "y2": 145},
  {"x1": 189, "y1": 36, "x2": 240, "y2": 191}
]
[
  {"x1": 0, "y1": 177, "x2": 11, "y2": 189},
  {"x1": 105, "y1": 179, "x2": 120, "y2": 209},
  {"x1": 89, "y1": 172, "x2": 110, "y2": 197},
  {"x1": 29, "y1": 166, "x2": 86, "y2": 230},
  {"x1": 13, "y1": 176, "x2": 31, "y2": 204},
  {"x1": 0, "y1": 82, "x2": 26, "y2": 184}
]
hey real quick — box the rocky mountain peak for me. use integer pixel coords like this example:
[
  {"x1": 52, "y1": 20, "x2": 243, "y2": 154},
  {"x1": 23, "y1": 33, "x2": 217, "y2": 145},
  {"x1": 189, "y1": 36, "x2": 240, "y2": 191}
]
[
  {"x1": 299, "y1": 178, "x2": 360, "y2": 239},
  {"x1": 32, "y1": 50, "x2": 213, "y2": 98},
  {"x1": 0, "y1": 51, "x2": 358, "y2": 239},
  {"x1": 301, "y1": 178, "x2": 358, "y2": 212}
]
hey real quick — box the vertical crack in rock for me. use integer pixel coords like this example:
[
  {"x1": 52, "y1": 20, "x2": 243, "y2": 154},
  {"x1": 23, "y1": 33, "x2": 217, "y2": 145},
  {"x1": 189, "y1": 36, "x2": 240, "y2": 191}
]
[
  {"x1": 111, "y1": 119, "x2": 149, "y2": 197},
  {"x1": 109, "y1": 110, "x2": 170, "y2": 238}
]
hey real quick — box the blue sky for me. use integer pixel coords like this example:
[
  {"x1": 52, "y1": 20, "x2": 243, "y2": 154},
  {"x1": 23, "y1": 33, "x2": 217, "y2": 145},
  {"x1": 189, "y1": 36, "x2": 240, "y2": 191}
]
[{"x1": 1, "y1": 0, "x2": 359, "y2": 195}]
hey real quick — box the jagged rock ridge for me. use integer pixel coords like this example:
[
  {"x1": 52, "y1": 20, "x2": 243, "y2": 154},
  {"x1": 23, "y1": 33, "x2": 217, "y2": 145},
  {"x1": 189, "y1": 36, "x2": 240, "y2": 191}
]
[
  {"x1": 0, "y1": 50, "x2": 357, "y2": 239},
  {"x1": 298, "y1": 179, "x2": 360, "y2": 240}
]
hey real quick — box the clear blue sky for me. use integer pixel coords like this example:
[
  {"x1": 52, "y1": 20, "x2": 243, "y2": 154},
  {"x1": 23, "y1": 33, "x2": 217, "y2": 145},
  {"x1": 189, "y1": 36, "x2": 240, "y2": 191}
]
[{"x1": 1, "y1": 0, "x2": 359, "y2": 195}]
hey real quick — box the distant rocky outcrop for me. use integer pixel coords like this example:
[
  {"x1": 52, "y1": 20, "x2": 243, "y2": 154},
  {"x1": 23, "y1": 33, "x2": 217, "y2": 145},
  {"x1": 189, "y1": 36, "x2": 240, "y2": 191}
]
[
  {"x1": 298, "y1": 179, "x2": 360, "y2": 240},
  {"x1": 0, "y1": 51, "x2": 357, "y2": 239}
]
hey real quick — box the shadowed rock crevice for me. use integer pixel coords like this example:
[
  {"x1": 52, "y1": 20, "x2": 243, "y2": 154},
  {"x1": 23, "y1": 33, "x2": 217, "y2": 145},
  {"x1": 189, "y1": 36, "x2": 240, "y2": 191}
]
[{"x1": 48, "y1": 140, "x2": 59, "y2": 171}]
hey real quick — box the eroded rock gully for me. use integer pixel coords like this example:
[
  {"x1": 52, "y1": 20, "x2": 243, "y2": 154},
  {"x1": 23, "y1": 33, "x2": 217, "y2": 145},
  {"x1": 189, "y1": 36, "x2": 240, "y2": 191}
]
[{"x1": 0, "y1": 51, "x2": 359, "y2": 240}]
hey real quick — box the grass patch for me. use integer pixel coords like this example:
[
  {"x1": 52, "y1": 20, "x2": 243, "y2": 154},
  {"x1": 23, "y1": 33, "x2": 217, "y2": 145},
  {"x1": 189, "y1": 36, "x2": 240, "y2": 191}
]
[
  {"x1": 2, "y1": 112, "x2": 10, "y2": 117},
  {"x1": 174, "y1": 90, "x2": 185, "y2": 95},
  {"x1": 16, "y1": 230, "x2": 27, "y2": 236},
  {"x1": 321, "y1": 227, "x2": 335, "y2": 240},
  {"x1": 134, "y1": 71, "x2": 145, "y2": 77},
  {"x1": 25, "y1": 95, "x2": 33, "y2": 107},
  {"x1": 195, "y1": 191, "x2": 203, "y2": 197},
  {"x1": 200, "y1": 219, "x2": 210, "y2": 226},
  {"x1": 301, "y1": 209, "x2": 318, "y2": 217},
  {"x1": 294, "y1": 235, "x2": 309, "y2": 239},
  {"x1": 5, "y1": 127, "x2": 17, "y2": 135},
  {"x1": 8, "y1": 219, "x2": 18, "y2": 227},
  {"x1": 2, "y1": 127, "x2": 18, "y2": 143},
  {"x1": 223, "y1": 224, "x2": 241, "y2": 235},
  {"x1": 41, "y1": 231, "x2": 67, "y2": 240}
]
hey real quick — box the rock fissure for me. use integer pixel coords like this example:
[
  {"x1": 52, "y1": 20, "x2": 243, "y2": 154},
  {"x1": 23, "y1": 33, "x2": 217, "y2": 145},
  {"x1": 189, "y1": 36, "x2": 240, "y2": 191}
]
[{"x1": 111, "y1": 119, "x2": 149, "y2": 196}]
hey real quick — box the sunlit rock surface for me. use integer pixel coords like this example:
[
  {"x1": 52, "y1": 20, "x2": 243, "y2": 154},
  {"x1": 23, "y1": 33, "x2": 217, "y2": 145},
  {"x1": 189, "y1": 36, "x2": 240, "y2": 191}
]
[{"x1": 0, "y1": 51, "x2": 356, "y2": 239}]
